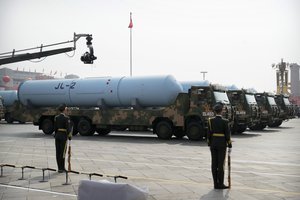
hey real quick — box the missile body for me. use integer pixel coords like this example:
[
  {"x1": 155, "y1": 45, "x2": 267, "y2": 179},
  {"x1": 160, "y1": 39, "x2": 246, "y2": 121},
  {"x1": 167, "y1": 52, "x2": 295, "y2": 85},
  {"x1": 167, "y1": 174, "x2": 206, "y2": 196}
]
[
  {"x1": 180, "y1": 81, "x2": 210, "y2": 93},
  {"x1": 0, "y1": 90, "x2": 18, "y2": 106},
  {"x1": 18, "y1": 75, "x2": 183, "y2": 107}
]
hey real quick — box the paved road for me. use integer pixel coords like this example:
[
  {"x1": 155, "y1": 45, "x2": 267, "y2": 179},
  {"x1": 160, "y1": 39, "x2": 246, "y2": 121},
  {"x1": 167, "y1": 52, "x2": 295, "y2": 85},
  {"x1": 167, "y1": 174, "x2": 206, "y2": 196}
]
[{"x1": 0, "y1": 119, "x2": 299, "y2": 200}]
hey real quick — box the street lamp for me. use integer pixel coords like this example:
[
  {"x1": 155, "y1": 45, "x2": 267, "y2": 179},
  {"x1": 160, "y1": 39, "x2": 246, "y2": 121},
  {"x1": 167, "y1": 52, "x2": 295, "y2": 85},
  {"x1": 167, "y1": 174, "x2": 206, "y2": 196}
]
[{"x1": 200, "y1": 71, "x2": 207, "y2": 80}]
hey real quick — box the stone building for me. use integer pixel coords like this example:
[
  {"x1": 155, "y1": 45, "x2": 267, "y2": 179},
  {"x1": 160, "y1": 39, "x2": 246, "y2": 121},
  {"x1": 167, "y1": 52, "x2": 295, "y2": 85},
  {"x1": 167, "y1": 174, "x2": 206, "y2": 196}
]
[{"x1": 0, "y1": 67, "x2": 54, "y2": 90}]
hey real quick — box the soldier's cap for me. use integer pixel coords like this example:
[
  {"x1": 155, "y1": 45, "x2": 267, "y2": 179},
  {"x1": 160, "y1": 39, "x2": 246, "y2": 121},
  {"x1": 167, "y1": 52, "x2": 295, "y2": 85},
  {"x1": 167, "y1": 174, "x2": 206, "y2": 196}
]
[
  {"x1": 58, "y1": 103, "x2": 67, "y2": 112},
  {"x1": 213, "y1": 102, "x2": 224, "y2": 112}
]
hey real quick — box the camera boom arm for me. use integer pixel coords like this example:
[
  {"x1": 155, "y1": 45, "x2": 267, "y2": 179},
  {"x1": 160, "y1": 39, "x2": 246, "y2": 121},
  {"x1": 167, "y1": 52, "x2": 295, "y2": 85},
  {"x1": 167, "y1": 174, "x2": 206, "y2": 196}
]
[{"x1": 0, "y1": 32, "x2": 97, "y2": 65}]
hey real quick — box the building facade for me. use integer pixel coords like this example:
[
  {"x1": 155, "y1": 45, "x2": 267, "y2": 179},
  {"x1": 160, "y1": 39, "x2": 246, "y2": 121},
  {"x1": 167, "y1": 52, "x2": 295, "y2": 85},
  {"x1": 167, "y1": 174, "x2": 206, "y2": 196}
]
[
  {"x1": 0, "y1": 67, "x2": 54, "y2": 90},
  {"x1": 289, "y1": 63, "x2": 300, "y2": 105}
]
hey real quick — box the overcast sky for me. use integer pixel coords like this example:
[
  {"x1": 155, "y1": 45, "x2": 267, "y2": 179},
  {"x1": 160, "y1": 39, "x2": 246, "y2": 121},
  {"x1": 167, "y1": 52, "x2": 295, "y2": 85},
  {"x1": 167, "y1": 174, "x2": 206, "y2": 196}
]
[{"x1": 0, "y1": 0, "x2": 299, "y2": 92}]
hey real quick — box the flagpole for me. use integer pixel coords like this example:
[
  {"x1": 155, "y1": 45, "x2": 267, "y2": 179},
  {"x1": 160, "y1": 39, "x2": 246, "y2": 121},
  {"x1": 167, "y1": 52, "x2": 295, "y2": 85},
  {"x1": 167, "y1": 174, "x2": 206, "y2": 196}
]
[
  {"x1": 130, "y1": 25, "x2": 132, "y2": 77},
  {"x1": 128, "y1": 12, "x2": 133, "y2": 77}
]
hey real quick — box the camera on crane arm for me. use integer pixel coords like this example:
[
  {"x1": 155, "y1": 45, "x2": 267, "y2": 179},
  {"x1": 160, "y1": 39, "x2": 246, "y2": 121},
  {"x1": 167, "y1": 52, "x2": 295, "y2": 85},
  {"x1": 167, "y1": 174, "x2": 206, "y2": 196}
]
[{"x1": 81, "y1": 35, "x2": 97, "y2": 64}]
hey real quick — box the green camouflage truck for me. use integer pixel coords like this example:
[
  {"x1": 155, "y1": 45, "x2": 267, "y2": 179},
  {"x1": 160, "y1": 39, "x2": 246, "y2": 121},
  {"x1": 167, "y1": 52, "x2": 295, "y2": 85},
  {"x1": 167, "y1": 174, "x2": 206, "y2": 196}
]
[
  {"x1": 0, "y1": 96, "x2": 4, "y2": 121},
  {"x1": 253, "y1": 92, "x2": 281, "y2": 129},
  {"x1": 0, "y1": 90, "x2": 25, "y2": 124},
  {"x1": 274, "y1": 94, "x2": 295, "y2": 121},
  {"x1": 8, "y1": 85, "x2": 233, "y2": 141},
  {"x1": 227, "y1": 89, "x2": 260, "y2": 133}
]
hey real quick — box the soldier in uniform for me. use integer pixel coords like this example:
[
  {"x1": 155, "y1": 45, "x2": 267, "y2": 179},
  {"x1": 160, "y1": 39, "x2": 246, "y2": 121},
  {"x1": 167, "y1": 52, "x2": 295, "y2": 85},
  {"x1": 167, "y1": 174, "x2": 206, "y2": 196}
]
[
  {"x1": 207, "y1": 102, "x2": 232, "y2": 189},
  {"x1": 54, "y1": 104, "x2": 72, "y2": 173}
]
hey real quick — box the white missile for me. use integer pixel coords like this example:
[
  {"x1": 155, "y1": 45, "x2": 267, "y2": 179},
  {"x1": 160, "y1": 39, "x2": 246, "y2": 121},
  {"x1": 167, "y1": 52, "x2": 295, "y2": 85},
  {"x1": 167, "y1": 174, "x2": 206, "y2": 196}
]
[
  {"x1": 180, "y1": 80, "x2": 210, "y2": 93},
  {"x1": 18, "y1": 75, "x2": 183, "y2": 107},
  {"x1": 0, "y1": 90, "x2": 18, "y2": 106}
]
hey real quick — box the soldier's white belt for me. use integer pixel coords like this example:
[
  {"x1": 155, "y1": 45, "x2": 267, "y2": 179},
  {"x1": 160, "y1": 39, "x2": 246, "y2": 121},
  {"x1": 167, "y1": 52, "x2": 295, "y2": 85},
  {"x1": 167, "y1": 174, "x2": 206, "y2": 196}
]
[{"x1": 212, "y1": 133, "x2": 225, "y2": 137}]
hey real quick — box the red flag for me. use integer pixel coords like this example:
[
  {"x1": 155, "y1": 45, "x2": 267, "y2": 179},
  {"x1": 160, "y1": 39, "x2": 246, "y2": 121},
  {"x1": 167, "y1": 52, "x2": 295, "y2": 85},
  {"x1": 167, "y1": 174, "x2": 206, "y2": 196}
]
[{"x1": 128, "y1": 12, "x2": 133, "y2": 28}]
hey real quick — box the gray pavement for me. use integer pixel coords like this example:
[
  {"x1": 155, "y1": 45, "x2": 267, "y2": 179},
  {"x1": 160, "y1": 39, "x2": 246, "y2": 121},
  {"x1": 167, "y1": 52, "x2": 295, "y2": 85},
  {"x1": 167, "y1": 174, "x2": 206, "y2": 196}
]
[{"x1": 0, "y1": 118, "x2": 300, "y2": 200}]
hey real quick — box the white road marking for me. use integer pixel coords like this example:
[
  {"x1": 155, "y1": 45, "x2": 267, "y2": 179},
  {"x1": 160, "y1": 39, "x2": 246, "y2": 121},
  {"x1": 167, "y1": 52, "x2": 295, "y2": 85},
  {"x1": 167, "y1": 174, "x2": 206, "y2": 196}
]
[
  {"x1": 0, "y1": 183, "x2": 76, "y2": 197},
  {"x1": 0, "y1": 151, "x2": 299, "y2": 178}
]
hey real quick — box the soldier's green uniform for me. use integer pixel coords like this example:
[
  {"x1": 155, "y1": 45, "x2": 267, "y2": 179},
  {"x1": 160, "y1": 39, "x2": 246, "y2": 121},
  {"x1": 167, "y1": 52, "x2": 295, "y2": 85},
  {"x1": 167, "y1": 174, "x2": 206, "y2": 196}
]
[
  {"x1": 207, "y1": 103, "x2": 232, "y2": 189},
  {"x1": 54, "y1": 104, "x2": 71, "y2": 173}
]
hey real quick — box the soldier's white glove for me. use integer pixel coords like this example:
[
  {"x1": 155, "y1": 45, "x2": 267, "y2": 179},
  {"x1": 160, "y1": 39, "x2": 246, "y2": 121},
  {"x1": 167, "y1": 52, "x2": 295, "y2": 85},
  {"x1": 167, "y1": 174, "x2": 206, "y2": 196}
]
[{"x1": 228, "y1": 148, "x2": 232, "y2": 156}]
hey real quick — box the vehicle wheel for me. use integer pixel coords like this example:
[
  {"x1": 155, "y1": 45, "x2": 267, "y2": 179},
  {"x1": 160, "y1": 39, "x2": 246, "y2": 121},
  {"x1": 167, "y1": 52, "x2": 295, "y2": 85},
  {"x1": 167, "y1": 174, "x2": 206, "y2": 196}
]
[
  {"x1": 5, "y1": 113, "x2": 14, "y2": 124},
  {"x1": 77, "y1": 118, "x2": 95, "y2": 136},
  {"x1": 237, "y1": 125, "x2": 247, "y2": 134},
  {"x1": 275, "y1": 120, "x2": 282, "y2": 127},
  {"x1": 41, "y1": 118, "x2": 54, "y2": 135},
  {"x1": 268, "y1": 122, "x2": 277, "y2": 128},
  {"x1": 96, "y1": 128, "x2": 111, "y2": 136},
  {"x1": 249, "y1": 123, "x2": 259, "y2": 130},
  {"x1": 186, "y1": 121, "x2": 204, "y2": 141},
  {"x1": 250, "y1": 123, "x2": 266, "y2": 130},
  {"x1": 155, "y1": 121, "x2": 173, "y2": 140},
  {"x1": 70, "y1": 120, "x2": 78, "y2": 136},
  {"x1": 231, "y1": 122, "x2": 238, "y2": 134}
]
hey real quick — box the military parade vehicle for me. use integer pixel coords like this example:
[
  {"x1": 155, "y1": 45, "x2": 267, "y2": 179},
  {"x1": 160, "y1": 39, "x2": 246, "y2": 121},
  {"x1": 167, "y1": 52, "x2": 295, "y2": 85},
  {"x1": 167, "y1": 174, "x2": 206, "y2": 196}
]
[
  {"x1": 274, "y1": 94, "x2": 295, "y2": 121},
  {"x1": 296, "y1": 105, "x2": 300, "y2": 118},
  {"x1": 227, "y1": 89, "x2": 260, "y2": 133},
  {"x1": 0, "y1": 90, "x2": 23, "y2": 123},
  {"x1": 5, "y1": 75, "x2": 233, "y2": 141},
  {"x1": 0, "y1": 96, "x2": 4, "y2": 121},
  {"x1": 252, "y1": 92, "x2": 281, "y2": 129}
]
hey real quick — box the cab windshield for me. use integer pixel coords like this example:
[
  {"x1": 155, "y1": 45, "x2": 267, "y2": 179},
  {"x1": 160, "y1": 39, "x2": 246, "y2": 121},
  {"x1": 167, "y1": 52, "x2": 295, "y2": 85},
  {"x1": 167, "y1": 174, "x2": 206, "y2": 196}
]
[
  {"x1": 214, "y1": 91, "x2": 230, "y2": 104},
  {"x1": 283, "y1": 98, "x2": 291, "y2": 105},
  {"x1": 267, "y1": 96, "x2": 277, "y2": 105},
  {"x1": 245, "y1": 94, "x2": 257, "y2": 104}
]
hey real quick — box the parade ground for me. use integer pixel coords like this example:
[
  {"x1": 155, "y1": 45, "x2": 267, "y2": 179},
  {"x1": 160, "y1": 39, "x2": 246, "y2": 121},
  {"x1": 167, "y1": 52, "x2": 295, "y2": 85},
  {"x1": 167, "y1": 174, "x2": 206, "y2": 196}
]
[{"x1": 0, "y1": 119, "x2": 299, "y2": 200}]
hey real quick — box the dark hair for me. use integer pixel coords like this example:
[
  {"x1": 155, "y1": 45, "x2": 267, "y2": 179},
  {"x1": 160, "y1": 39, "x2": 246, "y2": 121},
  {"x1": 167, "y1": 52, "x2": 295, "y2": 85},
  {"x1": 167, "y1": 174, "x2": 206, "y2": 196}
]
[
  {"x1": 213, "y1": 102, "x2": 224, "y2": 113},
  {"x1": 58, "y1": 103, "x2": 67, "y2": 112}
]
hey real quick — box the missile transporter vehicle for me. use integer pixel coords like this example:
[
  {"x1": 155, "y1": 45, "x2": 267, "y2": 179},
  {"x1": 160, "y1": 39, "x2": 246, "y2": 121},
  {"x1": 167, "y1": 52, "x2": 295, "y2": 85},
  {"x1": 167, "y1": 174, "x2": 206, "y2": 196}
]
[
  {"x1": 227, "y1": 89, "x2": 260, "y2": 133},
  {"x1": 180, "y1": 82, "x2": 233, "y2": 137},
  {"x1": 0, "y1": 96, "x2": 4, "y2": 120},
  {"x1": 181, "y1": 81, "x2": 233, "y2": 118},
  {"x1": 7, "y1": 75, "x2": 233, "y2": 141},
  {"x1": 0, "y1": 90, "x2": 25, "y2": 123},
  {"x1": 274, "y1": 94, "x2": 295, "y2": 121},
  {"x1": 296, "y1": 105, "x2": 300, "y2": 118},
  {"x1": 253, "y1": 92, "x2": 281, "y2": 129}
]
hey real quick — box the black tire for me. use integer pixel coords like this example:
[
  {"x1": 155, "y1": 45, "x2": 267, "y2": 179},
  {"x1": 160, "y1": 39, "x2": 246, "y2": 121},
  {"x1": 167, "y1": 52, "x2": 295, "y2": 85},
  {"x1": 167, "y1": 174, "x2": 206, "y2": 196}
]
[
  {"x1": 275, "y1": 120, "x2": 282, "y2": 127},
  {"x1": 249, "y1": 123, "x2": 265, "y2": 130},
  {"x1": 249, "y1": 123, "x2": 259, "y2": 130},
  {"x1": 268, "y1": 122, "x2": 277, "y2": 128},
  {"x1": 155, "y1": 121, "x2": 173, "y2": 140},
  {"x1": 41, "y1": 118, "x2": 54, "y2": 135},
  {"x1": 77, "y1": 118, "x2": 95, "y2": 136},
  {"x1": 96, "y1": 128, "x2": 111, "y2": 136},
  {"x1": 237, "y1": 125, "x2": 247, "y2": 134},
  {"x1": 70, "y1": 120, "x2": 78, "y2": 136},
  {"x1": 5, "y1": 113, "x2": 14, "y2": 124},
  {"x1": 186, "y1": 121, "x2": 204, "y2": 141}
]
